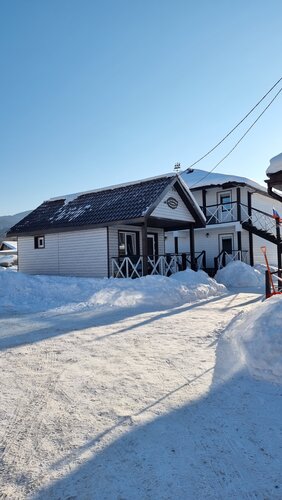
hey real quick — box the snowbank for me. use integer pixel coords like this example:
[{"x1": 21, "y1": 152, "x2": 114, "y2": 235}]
[
  {"x1": 0, "y1": 268, "x2": 226, "y2": 314},
  {"x1": 215, "y1": 261, "x2": 264, "y2": 289},
  {"x1": 171, "y1": 268, "x2": 225, "y2": 299},
  {"x1": 216, "y1": 295, "x2": 282, "y2": 385},
  {"x1": 0, "y1": 253, "x2": 17, "y2": 267}
]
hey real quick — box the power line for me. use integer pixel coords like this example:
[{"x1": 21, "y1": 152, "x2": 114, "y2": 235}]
[
  {"x1": 186, "y1": 76, "x2": 282, "y2": 171},
  {"x1": 189, "y1": 84, "x2": 282, "y2": 188}
]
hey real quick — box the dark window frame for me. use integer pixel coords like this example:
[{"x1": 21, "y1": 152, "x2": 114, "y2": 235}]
[
  {"x1": 218, "y1": 233, "x2": 234, "y2": 255},
  {"x1": 217, "y1": 190, "x2": 232, "y2": 212},
  {"x1": 34, "y1": 235, "x2": 45, "y2": 249},
  {"x1": 118, "y1": 230, "x2": 140, "y2": 257}
]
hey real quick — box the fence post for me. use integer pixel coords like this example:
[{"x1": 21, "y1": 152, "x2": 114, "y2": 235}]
[
  {"x1": 182, "y1": 253, "x2": 187, "y2": 271},
  {"x1": 276, "y1": 220, "x2": 282, "y2": 291},
  {"x1": 202, "y1": 251, "x2": 206, "y2": 270},
  {"x1": 265, "y1": 270, "x2": 271, "y2": 299}
]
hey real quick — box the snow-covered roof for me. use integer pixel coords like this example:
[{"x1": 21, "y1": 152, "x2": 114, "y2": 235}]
[
  {"x1": 8, "y1": 174, "x2": 205, "y2": 236},
  {"x1": 266, "y1": 153, "x2": 282, "y2": 176},
  {"x1": 181, "y1": 168, "x2": 266, "y2": 192},
  {"x1": 49, "y1": 173, "x2": 175, "y2": 205}
]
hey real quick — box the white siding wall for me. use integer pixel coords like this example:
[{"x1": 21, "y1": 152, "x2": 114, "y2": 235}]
[
  {"x1": 204, "y1": 186, "x2": 238, "y2": 207},
  {"x1": 165, "y1": 226, "x2": 252, "y2": 268},
  {"x1": 151, "y1": 187, "x2": 195, "y2": 222},
  {"x1": 165, "y1": 231, "x2": 190, "y2": 253},
  {"x1": 252, "y1": 192, "x2": 282, "y2": 215},
  {"x1": 252, "y1": 235, "x2": 278, "y2": 267},
  {"x1": 190, "y1": 190, "x2": 202, "y2": 206},
  {"x1": 241, "y1": 230, "x2": 251, "y2": 264},
  {"x1": 18, "y1": 228, "x2": 108, "y2": 278},
  {"x1": 18, "y1": 234, "x2": 59, "y2": 275},
  {"x1": 193, "y1": 228, "x2": 233, "y2": 268},
  {"x1": 57, "y1": 228, "x2": 108, "y2": 277}
]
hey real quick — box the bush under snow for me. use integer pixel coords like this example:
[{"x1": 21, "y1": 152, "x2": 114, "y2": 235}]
[
  {"x1": 215, "y1": 261, "x2": 265, "y2": 289},
  {"x1": 0, "y1": 268, "x2": 226, "y2": 314}
]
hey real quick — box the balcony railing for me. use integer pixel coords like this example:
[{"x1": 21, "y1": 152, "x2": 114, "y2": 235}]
[
  {"x1": 111, "y1": 251, "x2": 206, "y2": 278},
  {"x1": 240, "y1": 204, "x2": 277, "y2": 237},
  {"x1": 202, "y1": 202, "x2": 277, "y2": 237},
  {"x1": 201, "y1": 201, "x2": 238, "y2": 225}
]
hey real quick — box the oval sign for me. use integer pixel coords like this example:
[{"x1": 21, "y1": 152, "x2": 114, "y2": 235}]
[{"x1": 166, "y1": 197, "x2": 178, "y2": 209}]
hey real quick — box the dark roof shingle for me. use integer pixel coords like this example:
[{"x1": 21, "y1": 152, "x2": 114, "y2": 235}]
[{"x1": 9, "y1": 175, "x2": 174, "y2": 235}]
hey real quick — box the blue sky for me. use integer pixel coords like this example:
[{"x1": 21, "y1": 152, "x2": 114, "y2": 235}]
[{"x1": 1, "y1": 0, "x2": 281, "y2": 214}]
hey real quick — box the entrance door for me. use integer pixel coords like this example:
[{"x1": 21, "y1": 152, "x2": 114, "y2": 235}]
[
  {"x1": 147, "y1": 233, "x2": 158, "y2": 273},
  {"x1": 147, "y1": 234, "x2": 156, "y2": 257},
  {"x1": 219, "y1": 234, "x2": 234, "y2": 266}
]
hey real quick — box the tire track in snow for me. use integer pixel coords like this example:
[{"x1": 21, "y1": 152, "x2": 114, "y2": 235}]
[{"x1": 0, "y1": 346, "x2": 63, "y2": 498}]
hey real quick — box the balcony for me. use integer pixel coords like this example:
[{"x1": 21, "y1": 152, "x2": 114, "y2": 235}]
[{"x1": 201, "y1": 201, "x2": 239, "y2": 225}]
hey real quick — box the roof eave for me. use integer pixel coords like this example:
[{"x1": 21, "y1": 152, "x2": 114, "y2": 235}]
[{"x1": 7, "y1": 217, "x2": 147, "y2": 237}]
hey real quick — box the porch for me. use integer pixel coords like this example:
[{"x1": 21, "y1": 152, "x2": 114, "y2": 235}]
[{"x1": 111, "y1": 251, "x2": 206, "y2": 278}]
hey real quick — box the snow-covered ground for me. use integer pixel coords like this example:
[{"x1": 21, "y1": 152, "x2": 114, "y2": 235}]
[{"x1": 0, "y1": 266, "x2": 281, "y2": 499}]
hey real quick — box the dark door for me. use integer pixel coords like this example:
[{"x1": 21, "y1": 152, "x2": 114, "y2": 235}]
[{"x1": 221, "y1": 237, "x2": 233, "y2": 254}]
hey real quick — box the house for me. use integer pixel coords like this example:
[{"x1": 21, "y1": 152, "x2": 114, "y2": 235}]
[
  {"x1": 165, "y1": 168, "x2": 282, "y2": 274},
  {"x1": 7, "y1": 174, "x2": 205, "y2": 278}
]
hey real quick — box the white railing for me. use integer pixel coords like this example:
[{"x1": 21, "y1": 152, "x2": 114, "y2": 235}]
[
  {"x1": 217, "y1": 250, "x2": 248, "y2": 270},
  {"x1": 241, "y1": 205, "x2": 277, "y2": 237},
  {"x1": 112, "y1": 256, "x2": 143, "y2": 279},
  {"x1": 204, "y1": 202, "x2": 238, "y2": 224},
  {"x1": 112, "y1": 255, "x2": 180, "y2": 278},
  {"x1": 147, "y1": 255, "x2": 179, "y2": 276},
  {"x1": 111, "y1": 252, "x2": 206, "y2": 278}
]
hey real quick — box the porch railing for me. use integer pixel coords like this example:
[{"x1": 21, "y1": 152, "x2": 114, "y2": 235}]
[
  {"x1": 214, "y1": 249, "x2": 248, "y2": 271},
  {"x1": 111, "y1": 251, "x2": 206, "y2": 278}
]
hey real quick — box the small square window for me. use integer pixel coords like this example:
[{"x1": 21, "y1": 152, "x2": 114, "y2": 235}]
[{"x1": 34, "y1": 236, "x2": 45, "y2": 249}]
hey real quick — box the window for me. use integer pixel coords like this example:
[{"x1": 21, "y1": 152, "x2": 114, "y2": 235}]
[
  {"x1": 118, "y1": 232, "x2": 137, "y2": 256},
  {"x1": 34, "y1": 236, "x2": 45, "y2": 249},
  {"x1": 219, "y1": 191, "x2": 232, "y2": 212}
]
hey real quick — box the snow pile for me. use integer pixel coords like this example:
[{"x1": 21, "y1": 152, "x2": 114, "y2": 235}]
[
  {"x1": 215, "y1": 261, "x2": 264, "y2": 289},
  {"x1": 217, "y1": 295, "x2": 282, "y2": 385},
  {"x1": 0, "y1": 269, "x2": 226, "y2": 314},
  {"x1": 171, "y1": 269, "x2": 225, "y2": 299},
  {"x1": 266, "y1": 152, "x2": 282, "y2": 176},
  {"x1": 0, "y1": 253, "x2": 17, "y2": 267}
]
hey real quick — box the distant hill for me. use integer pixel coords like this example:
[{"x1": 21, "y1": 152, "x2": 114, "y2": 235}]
[{"x1": 0, "y1": 211, "x2": 31, "y2": 243}]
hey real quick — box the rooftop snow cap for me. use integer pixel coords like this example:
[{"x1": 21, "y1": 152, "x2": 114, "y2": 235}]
[
  {"x1": 181, "y1": 168, "x2": 265, "y2": 192},
  {"x1": 266, "y1": 152, "x2": 282, "y2": 176}
]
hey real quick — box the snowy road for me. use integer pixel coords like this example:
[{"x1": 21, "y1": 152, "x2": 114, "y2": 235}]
[{"x1": 0, "y1": 290, "x2": 281, "y2": 499}]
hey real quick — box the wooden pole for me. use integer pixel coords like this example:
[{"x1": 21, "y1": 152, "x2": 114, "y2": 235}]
[
  {"x1": 142, "y1": 222, "x2": 148, "y2": 276},
  {"x1": 190, "y1": 226, "x2": 196, "y2": 271}
]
